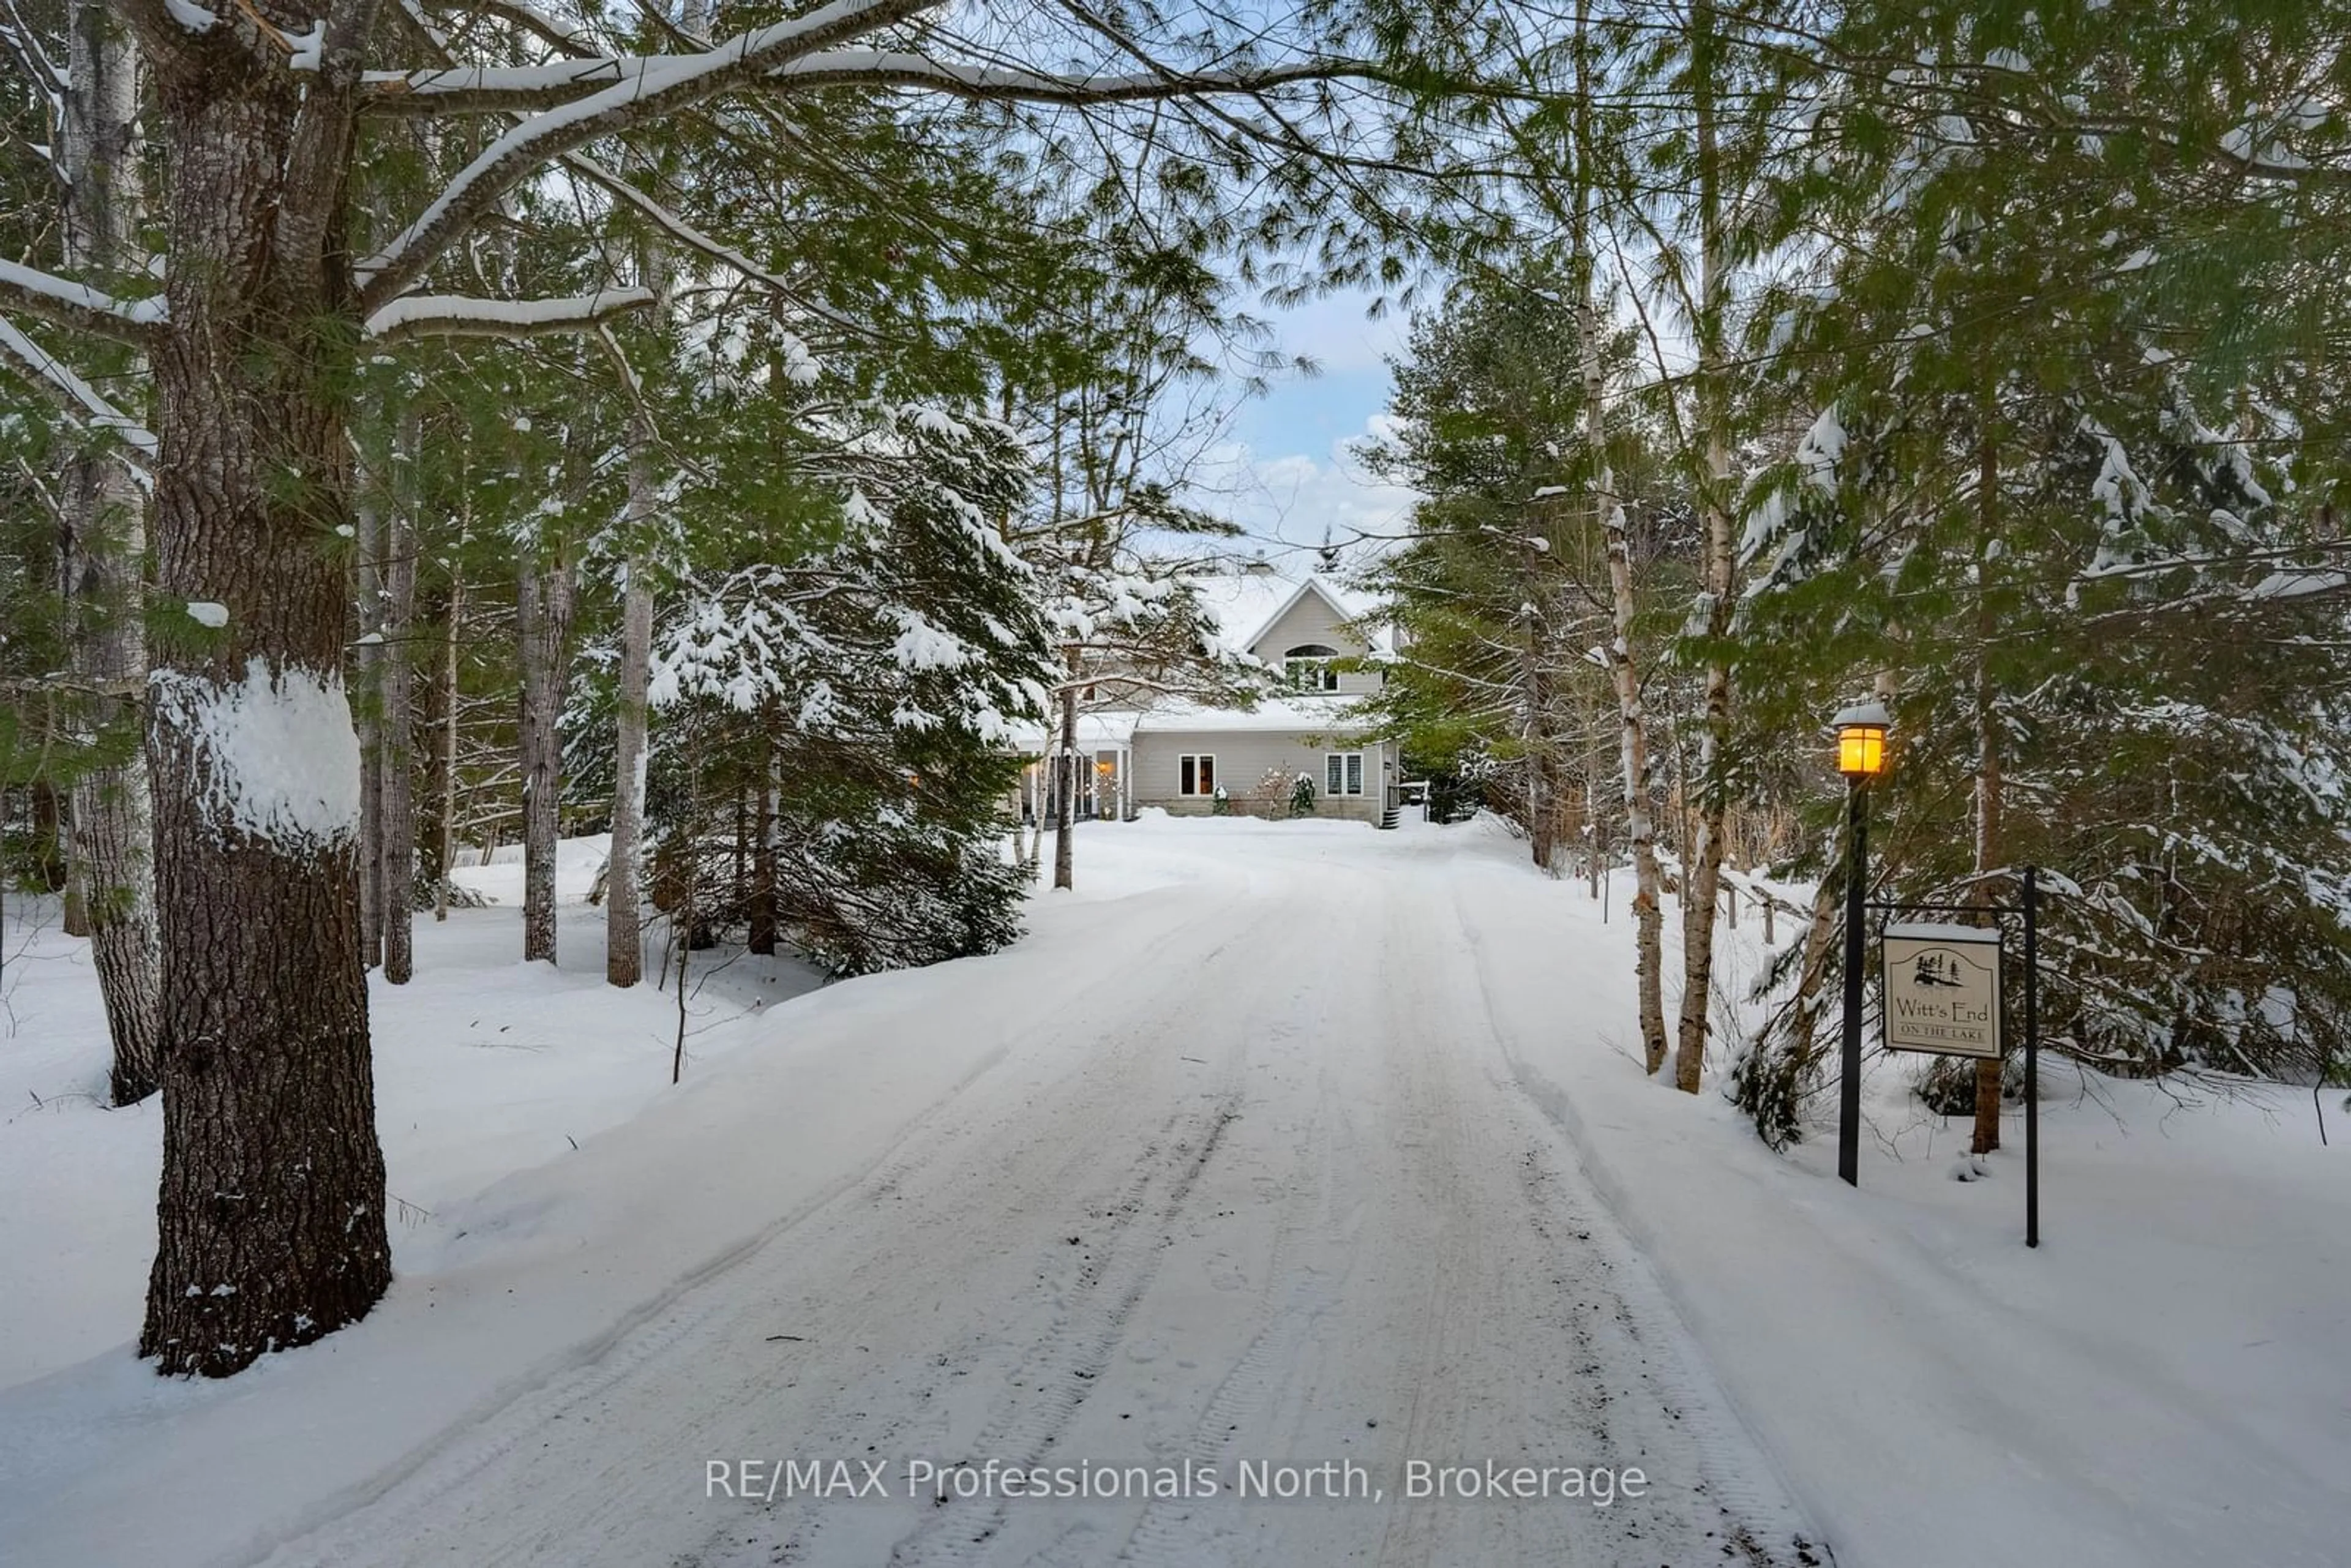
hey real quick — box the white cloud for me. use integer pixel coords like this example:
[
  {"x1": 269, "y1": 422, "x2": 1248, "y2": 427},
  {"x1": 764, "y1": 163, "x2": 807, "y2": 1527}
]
[
  {"x1": 1183, "y1": 415, "x2": 1421, "y2": 568},
  {"x1": 1260, "y1": 290, "x2": 1411, "y2": 377}
]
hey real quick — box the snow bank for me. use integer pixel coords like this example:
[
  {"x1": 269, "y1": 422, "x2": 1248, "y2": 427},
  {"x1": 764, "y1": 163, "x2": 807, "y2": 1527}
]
[
  {"x1": 2, "y1": 819, "x2": 2344, "y2": 1568},
  {"x1": 1419, "y1": 822, "x2": 2351, "y2": 1568}
]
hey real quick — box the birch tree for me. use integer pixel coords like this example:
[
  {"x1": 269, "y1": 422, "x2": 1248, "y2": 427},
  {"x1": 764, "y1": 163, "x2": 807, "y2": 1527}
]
[{"x1": 53, "y1": 1, "x2": 163, "y2": 1101}]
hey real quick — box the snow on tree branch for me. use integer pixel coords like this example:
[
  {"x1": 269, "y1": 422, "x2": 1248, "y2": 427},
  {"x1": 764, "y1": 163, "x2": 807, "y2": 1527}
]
[
  {"x1": 362, "y1": 286, "x2": 657, "y2": 341},
  {"x1": 0, "y1": 258, "x2": 167, "y2": 347},
  {"x1": 361, "y1": 57, "x2": 660, "y2": 116},
  {"x1": 353, "y1": 0, "x2": 1372, "y2": 317},
  {"x1": 354, "y1": 0, "x2": 950, "y2": 312},
  {"x1": 0, "y1": 0, "x2": 65, "y2": 99},
  {"x1": 759, "y1": 51, "x2": 1355, "y2": 107},
  {"x1": 366, "y1": 48, "x2": 1357, "y2": 117},
  {"x1": 0, "y1": 315, "x2": 157, "y2": 460}
]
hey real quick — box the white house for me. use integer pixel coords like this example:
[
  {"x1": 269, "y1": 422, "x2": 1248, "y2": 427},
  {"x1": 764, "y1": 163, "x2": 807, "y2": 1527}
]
[{"x1": 1014, "y1": 559, "x2": 1399, "y2": 827}]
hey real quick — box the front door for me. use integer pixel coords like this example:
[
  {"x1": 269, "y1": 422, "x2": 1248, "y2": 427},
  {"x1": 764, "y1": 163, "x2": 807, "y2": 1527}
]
[{"x1": 1093, "y1": 751, "x2": 1121, "y2": 819}]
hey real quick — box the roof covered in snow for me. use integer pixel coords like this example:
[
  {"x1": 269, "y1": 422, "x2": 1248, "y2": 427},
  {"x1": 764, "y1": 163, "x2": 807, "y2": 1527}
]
[
  {"x1": 1000, "y1": 711, "x2": 1143, "y2": 752},
  {"x1": 1187, "y1": 561, "x2": 1390, "y2": 658},
  {"x1": 1131, "y1": 694, "x2": 1375, "y2": 736}
]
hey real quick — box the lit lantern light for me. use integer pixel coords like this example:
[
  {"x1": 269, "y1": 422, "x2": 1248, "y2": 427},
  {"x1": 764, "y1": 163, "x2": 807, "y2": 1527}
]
[
  {"x1": 1833, "y1": 700, "x2": 1891, "y2": 780},
  {"x1": 1830, "y1": 697, "x2": 1891, "y2": 1190}
]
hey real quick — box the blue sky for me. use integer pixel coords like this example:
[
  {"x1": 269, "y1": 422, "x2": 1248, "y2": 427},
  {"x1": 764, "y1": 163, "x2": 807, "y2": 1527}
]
[{"x1": 1183, "y1": 288, "x2": 1419, "y2": 570}]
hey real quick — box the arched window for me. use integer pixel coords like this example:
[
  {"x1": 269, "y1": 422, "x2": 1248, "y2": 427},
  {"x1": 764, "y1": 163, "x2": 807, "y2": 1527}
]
[{"x1": 1284, "y1": 644, "x2": 1341, "y2": 692}]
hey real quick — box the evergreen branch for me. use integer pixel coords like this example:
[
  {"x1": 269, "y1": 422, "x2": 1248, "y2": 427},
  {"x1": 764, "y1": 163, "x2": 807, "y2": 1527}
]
[
  {"x1": 354, "y1": 0, "x2": 951, "y2": 312},
  {"x1": 555, "y1": 152, "x2": 844, "y2": 323},
  {"x1": 0, "y1": 315, "x2": 156, "y2": 459},
  {"x1": 354, "y1": 0, "x2": 1379, "y2": 316}
]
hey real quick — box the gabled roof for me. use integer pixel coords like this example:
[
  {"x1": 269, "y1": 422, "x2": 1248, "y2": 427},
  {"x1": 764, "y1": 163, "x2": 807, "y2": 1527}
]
[{"x1": 1188, "y1": 564, "x2": 1390, "y2": 658}]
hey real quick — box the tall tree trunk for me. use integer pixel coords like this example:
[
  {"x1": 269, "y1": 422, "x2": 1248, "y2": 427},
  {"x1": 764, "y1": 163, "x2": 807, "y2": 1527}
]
[
  {"x1": 1971, "y1": 430, "x2": 2004, "y2": 1155},
  {"x1": 60, "y1": 0, "x2": 160, "y2": 1103},
  {"x1": 1674, "y1": 0, "x2": 1737, "y2": 1095},
  {"x1": 747, "y1": 708, "x2": 778, "y2": 955},
  {"x1": 434, "y1": 556, "x2": 464, "y2": 921},
  {"x1": 607, "y1": 549, "x2": 653, "y2": 982},
  {"x1": 1524, "y1": 569, "x2": 1554, "y2": 872},
  {"x1": 140, "y1": 45, "x2": 390, "y2": 1378},
  {"x1": 1575, "y1": 0, "x2": 1667, "y2": 1072},
  {"x1": 354, "y1": 490, "x2": 384, "y2": 970},
  {"x1": 380, "y1": 413, "x2": 418, "y2": 983},
  {"x1": 604, "y1": 114, "x2": 681, "y2": 985},
  {"x1": 519, "y1": 545, "x2": 573, "y2": 964},
  {"x1": 1052, "y1": 651, "x2": 1078, "y2": 891}
]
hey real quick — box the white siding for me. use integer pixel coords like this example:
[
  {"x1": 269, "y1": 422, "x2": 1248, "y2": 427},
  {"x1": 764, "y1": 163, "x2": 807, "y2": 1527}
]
[
  {"x1": 1251, "y1": 588, "x2": 1384, "y2": 696},
  {"x1": 1133, "y1": 732, "x2": 1389, "y2": 822}
]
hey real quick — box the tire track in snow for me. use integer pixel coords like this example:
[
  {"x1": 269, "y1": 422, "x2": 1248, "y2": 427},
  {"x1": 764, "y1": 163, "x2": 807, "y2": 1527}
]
[
  {"x1": 750, "y1": 891, "x2": 1333, "y2": 1568},
  {"x1": 1439, "y1": 874, "x2": 1829, "y2": 1567},
  {"x1": 254, "y1": 885, "x2": 1272, "y2": 1568},
  {"x1": 1110, "y1": 1078, "x2": 1346, "y2": 1568},
  {"x1": 882, "y1": 1095, "x2": 1242, "y2": 1567}
]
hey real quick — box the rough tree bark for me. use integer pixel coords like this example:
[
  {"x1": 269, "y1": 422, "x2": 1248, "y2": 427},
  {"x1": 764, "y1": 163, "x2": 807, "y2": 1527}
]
[
  {"x1": 518, "y1": 542, "x2": 574, "y2": 964},
  {"x1": 434, "y1": 552, "x2": 464, "y2": 921},
  {"x1": 747, "y1": 710, "x2": 778, "y2": 955},
  {"x1": 59, "y1": 0, "x2": 162, "y2": 1103},
  {"x1": 354, "y1": 489, "x2": 384, "y2": 970},
  {"x1": 380, "y1": 411, "x2": 418, "y2": 983},
  {"x1": 1523, "y1": 541, "x2": 1555, "y2": 874},
  {"x1": 137, "y1": 15, "x2": 391, "y2": 1376},
  {"x1": 1674, "y1": 0, "x2": 1737, "y2": 1096}
]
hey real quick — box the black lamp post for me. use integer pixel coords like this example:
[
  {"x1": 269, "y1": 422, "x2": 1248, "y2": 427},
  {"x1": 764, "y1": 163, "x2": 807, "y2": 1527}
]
[{"x1": 1833, "y1": 702, "x2": 1889, "y2": 1187}]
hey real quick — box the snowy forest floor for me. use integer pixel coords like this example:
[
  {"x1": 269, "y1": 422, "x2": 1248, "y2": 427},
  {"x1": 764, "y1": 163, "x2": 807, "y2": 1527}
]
[{"x1": 1, "y1": 814, "x2": 2345, "y2": 1568}]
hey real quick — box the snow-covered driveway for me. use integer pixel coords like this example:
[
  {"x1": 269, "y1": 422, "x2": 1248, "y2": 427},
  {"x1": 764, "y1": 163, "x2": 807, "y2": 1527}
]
[
  {"x1": 11, "y1": 816, "x2": 2348, "y2": 1568},
  {"x1": 238, "y1": 822, "x2": 1812, "y2": 1568}
]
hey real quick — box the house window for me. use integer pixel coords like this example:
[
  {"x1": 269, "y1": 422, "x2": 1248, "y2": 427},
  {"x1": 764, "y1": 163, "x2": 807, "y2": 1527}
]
[
  {"x1": 1325, "y1": 752, "x2": 1365, "y2": 796},
  {"x1": 1283, "y1": 644, "x2": 1341, "y2": 693},
  {"x1": 1179, "y1": 754, "x2": 1217, "y2": 796}
]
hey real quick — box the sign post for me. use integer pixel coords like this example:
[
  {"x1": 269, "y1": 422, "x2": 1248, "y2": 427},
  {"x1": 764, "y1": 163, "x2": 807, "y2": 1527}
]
[
  {"x1": 1860, "y1": 871, "x2": 2045, "y2": 1248},
  {"x1": 2023, "y1": 868, "x2": 2039, "y2": 1248},
  {"x1": 1881, "y1": 924, "x2": 2002, "y2": 1059}
]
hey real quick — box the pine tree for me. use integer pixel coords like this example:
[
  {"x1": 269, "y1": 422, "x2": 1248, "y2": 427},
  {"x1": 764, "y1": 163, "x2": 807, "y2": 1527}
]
[
  {"x1": 1729, "y1": 0, "x2": 2351, "y2": 1144},
  {"x1": 650, "y1": 399, "x2": 1051, "y2": 975}
]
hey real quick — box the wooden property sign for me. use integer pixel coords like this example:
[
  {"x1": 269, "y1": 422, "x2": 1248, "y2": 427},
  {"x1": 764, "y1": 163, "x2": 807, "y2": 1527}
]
[{"x1": 1881, "y1": 922, "x2": 2002, "y2": 1059}]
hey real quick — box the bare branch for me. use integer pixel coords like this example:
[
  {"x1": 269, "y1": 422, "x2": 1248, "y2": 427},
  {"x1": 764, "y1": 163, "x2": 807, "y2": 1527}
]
[
  {"x1": 558, "y1": 152, "x2": 799, "y2": 297},
  {"x1": 0, "y1": 313, "x2": 157, "y2": 459},
  {"x1": 0, "y1": 257, "x2": 167, "y2": 348},
  {"x1": 762, "y1": 50, "x2": 1360, "y2": 106},
  {"x1": 430, "y1": 0, "x2": 601, "y2": 56},
  {"x1": 354, "y1": 0, "x2": 950, "y2": 312},
  {"x1": 363, "y1": 285, "x2": 657, "y2": 341}
]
